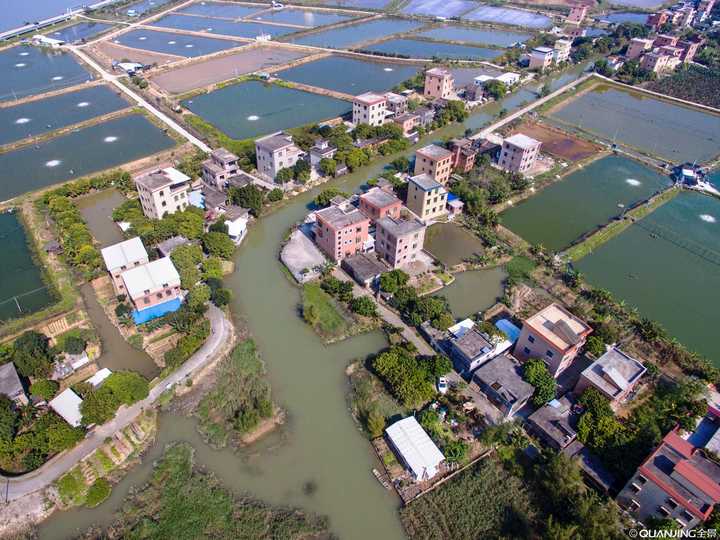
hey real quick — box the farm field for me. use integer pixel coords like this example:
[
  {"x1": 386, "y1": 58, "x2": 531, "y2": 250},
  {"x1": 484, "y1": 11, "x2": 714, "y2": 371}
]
[{"x1": 511, "y1": 122, "x2": 603, "y2": 162}]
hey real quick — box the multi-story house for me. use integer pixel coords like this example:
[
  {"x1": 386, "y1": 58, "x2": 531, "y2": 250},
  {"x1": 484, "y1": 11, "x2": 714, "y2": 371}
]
[
  {"x1": 255, "y1": 132, "x2": 303, "y2": 180},
  {"x1": 640, "y1": 52, "x2": 673, "y2": 73},
  {"x1": 315, "y1": 200, "x2": 370, "y2": 262},
  {"x1": 0, "y1": 363, "x2": 29, "y2": 406},
  {"x1": 529, "y1": 46, "x2": 554, "y2": 71},
  {"x1": 101, "y1": 237, "x2": 149, "y2": 294},
  {"x1": 121, "y1": 257, "x2": 182, "y2": 323},
  {"x1": 626, "y1": 37, "x2": 655, "y2": 59},
  {"x1": 309, "y1": 139, "x2": 337, "y2": 171},
  {"x1": 384, "y1": 92, "x2": 408, "y2": 116},
  {"x1": 678, "y1": 38, "x2": 703, "y2": 62},
  {"x1": 574, "y1": 346, "x2": 646, "y2": 410},
  {"x1": 499, "y1": 133, "x2": 542, "y2": 175},
  {"x1": 655, "y1": 34, "x2": 679, "y2": 47},
  {"x1": 394, "y1": 113, "x2": 421, "y2": 138},
  {"x1": 424, "y1": 67, "x2": 454, "y2": 100},
  {"x1": 405, "y1": 174, "x2": 447, "y2": 222},
  {"x1": 553, "y1": 39, "x2": 572, "y2": 64},
  {"x1": 352, "y1": 92, "x2": 387, "y2": 127},
  {"x1": 134, "y1": 167, "x2": 191, "y2": 220},
  {"x1": 375, "y1": 214, "x2": 426, "y2": 269},
  {"x1": 359, "y1": 187, "x2": 402, "y2": 223},
  {"x1": 449, "y1": 138, "x2": 477, "y2": 173},
  {"x1": 201, "y1": 147, "x2": 240, "y2": 189},
  {"x1": 414, "y1": 144, "x2": 453, "y2": 184},
  {"x1": 514, "y1": 302, "x2": 592, "y2": 377}
]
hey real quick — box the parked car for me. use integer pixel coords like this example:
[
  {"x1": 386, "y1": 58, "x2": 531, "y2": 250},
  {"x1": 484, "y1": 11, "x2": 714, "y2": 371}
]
[{"x1": 437, "y1": 377, "x2": 448, "y2": 395}]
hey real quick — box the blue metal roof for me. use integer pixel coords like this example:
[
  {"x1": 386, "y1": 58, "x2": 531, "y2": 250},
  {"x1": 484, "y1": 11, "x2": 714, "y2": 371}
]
[{"x1": 133, "y1": 297, "x2": 182, "y2": 325}]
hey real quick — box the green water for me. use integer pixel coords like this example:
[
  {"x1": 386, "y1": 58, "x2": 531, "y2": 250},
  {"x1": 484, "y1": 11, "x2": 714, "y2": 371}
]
[
  {"x1": 416, "y1": 25, "x2": 531, "y2": 46},
  {"x1": 425, "y1": 222, "x2": 487, "y2": 266},
  {"x1": 577, "y1": 191, "x2": 720, "y2": 365},
  {"x1": 364, "y1": 38, "x2": 501, "y2": 60},
  {"x1": 550, "y1": 85, "x2": 720, "y2": 164},
  {"x1": 0, "y1": 114, "x2": 176, "y2": 202},
  {"x1": 183, "y1": 80, "x2": 351, "y2": 140},
  {"x1": 276, "y1": 55, "x2": 418, "y2": 94},
  {"x1": 502, "y1": 155, "x2": 671, "y2": 251},
  {"x1": 76, "y1": 189, "x2": 127, "y2": 248},
  {"x1": 439, "y1": 268, "x2": 507, "y2": 320},
  {"x1": 286, "y1": 18, "x2": 421, "y2": 48},
  {"x1": 0, "y1": 211, "x2": 54, "y2": 322}
]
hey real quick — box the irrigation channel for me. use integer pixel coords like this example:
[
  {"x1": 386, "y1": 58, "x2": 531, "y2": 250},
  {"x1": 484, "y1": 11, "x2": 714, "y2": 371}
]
[{"x1": 37, "y1": 63, "x2": 590, "y2": 539}]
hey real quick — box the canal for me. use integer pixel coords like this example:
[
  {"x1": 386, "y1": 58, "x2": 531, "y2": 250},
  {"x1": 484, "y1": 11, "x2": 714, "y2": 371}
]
[{"x1": 37, "y1": 63, "x2": 591, "y2": 539}]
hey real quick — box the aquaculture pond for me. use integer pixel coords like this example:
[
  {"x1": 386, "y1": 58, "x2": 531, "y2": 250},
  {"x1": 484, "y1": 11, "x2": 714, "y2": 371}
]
[
  {"x1": 425, "y1": 222, "x2": 487, "y2": 266},
  {"x1": 286, "y1": 17, "x2": 421, "y2": 48},
  {"x1": 251, "y1": 7, "x2": 356, "y2": 26},
  {"x1": 76, "y1": 189, "x2": 127, "y2": 248},
  {"x1": 123, "y1": 0, "x2": 173, "y2": 16},
  {"x1": 607, "y1": 0, "x2": 664, "y2": 8},
  {"x1": 0, "y1": 45, "x2": 92, "y2": 102},
  {"x1": 48, "y1": 21, "x2": 113, "y2": 43},
  {"x1": 364, "y1": 39, "x2": 500, "y2": 60},
  {"x1": 550, "y1": 84, "x2": 720, "y2": 163},
  {"x1": 438, "y1": 268, "x2": 507, "y2": 320},
  {"x1": 463, "y1": 5, "x2": 552, "y2": 29},
  {"x1": 277, "y1": 55, "x2": 418, "y2": 94},
  {"x1": 0, "y1": 211, "x2": 54, "y2": 322},
  {"x1": 502, "y1": 155, "x2": 671, "y2": 251},
  {"x1": 576, "y1": 191, "x2": 720, "y2": 365},
  {"x1": 114, "y1": 28, "x2": 242, "y2": 57},
  {"x1": 331, "y1": 0, "x2": 391, "y2": 7},
  {"x1": 602, "y1": 11, "x2": 649, "y2": 24},
  {"x1": 149, "y1": 13, "x2": 299, "y2": 38},
  {"x1": 0, "y1": 85, "x2": 129, "y2": 146},
  {"x1": 0, "y1": 114, "x2": 175, "y2": 201},
  {"x1": 0, "y1": 0, "x2": 77, "y2": 33},
  {"x1": 401, "y1": 0, "x2": 476, "y2": 17},
  {"x1": 175, "y1": 0, "x2": 266, "y2": 18},
  {"x1": 417, "y1": 25, "x2": 531, "y2": 47},
  {"x1": 183, "y1": 81, "x2": 351, "y2": 140}
]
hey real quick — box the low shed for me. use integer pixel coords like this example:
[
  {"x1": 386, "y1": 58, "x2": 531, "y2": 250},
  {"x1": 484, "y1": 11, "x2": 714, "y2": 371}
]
[{"x1": 385, "y1": 416, "x2": 445, "y2": 482}]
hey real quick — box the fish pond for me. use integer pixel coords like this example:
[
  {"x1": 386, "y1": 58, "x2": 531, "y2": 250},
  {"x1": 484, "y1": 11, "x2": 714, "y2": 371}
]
[
  {"x1": 416, "y1": 25, "x2": 531, "y2": 46},
  {"x1": 0, "y1": 114, "x2": 175, "y2": 201},
  {"x1": 174, "y1": 0, "x2": 266, "y2": 19},
  {"x1": 277, "y1": 55, "x2": 418, "y2": 94},
  {"x1": 286, "y1": 17, "x2": 421, "y2": 48},
  {"x1": 425, "y1": 222, "x2": 488, "y2": 266},
  {"x1": 0, "y1": 210, "x2": 55, "y2": 322},
  {"x1": 183, "y1": 80, "x2": 351, "y2": 139},
  {"x1": 438, "y1": 268, "x2": 507, "y2": 320},
  {"x1": 363, "y1": 39, "x2": 501, "y2": 60},
  {"x1": 402, "y1": 0, "x2": 476, "y2": 17},
  {"x1": 549, "y1": 84, "x2": 720, "y2": 163},
  {"x1": 251, "y1": 7, "x2": 357, "y2": 27},
  {"x1": 149, "y1": 13, "x2": 300, "y2": 38},
  {"x1": 114, "y1": 28, "x2": 242, "y2": 57},
  {"x1": 0, "y1": 45, "x2": 92, "y2": 102},
  {"x1": 576, "y1": 191, "x2": 720, "y2": 365},
  {"x1": 502, "y1": 155, "x2": 671, "y2": 251},
  {"x1": 606, "y1": 0, "x2": 664, "y2": 8},
  {"x1": 602, "y1": 11, "x2": 649, "y2": 24},
  {"x1": 463, "y1": 5, "x2": 552, "y2": 29},
  {"x1": 48, "y1": 21, "x2": 113, "y2": 43},
  {"x1": 124, "y1": 0, "x2": 173, "y2": 16},
  {"x1": 0, "y1": 85, "x2": 129, "y2": 146}
]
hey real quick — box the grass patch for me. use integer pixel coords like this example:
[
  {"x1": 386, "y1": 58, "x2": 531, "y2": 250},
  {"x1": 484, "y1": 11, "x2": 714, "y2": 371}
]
[
  {"x1": 505, "y1": 256, "x2": 537, "y2": 283},
  {"x1": 564, "y1": 187, "x2": 679, "y2": 261},
  {"x1": 127, "y1": 333, "x2": 144, "y2": 350},
  {"x1": 96, "y1": 450, "x2": 115, "y2": 473},
  {"x1": 85, "y1": 478, "x2": 111, "y2": 508},
  {"x1": 56, "y1": 467, "x2": 86, "y2": 506},
  {"x1": 301, "y1": 282, "x2": 350, "y2": 341}
]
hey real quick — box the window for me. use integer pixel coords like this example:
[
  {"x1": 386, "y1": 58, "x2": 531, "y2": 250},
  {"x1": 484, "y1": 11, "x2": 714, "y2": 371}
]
[
  {"x1": 667, "y1": 498, "x2": 678, "y2": 510},
  {"x1": 523, "y1": 347, "x2": 530, "y2": 355},
  {"x1": 528, "y1": 335, "x2": 535, "y2": 343},
  {"x1": 546, "y1": 350, "x2": 554, "y2": 358}
]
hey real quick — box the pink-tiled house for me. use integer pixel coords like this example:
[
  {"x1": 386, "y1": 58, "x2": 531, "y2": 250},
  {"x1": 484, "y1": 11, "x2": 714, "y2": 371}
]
[{"x1": 315, "y1": 201, "x2": 370, "y2": 262}]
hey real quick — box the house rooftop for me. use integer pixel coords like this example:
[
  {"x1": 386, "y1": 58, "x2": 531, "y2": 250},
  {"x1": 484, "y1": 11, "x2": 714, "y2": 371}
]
[
  {"x1": 211, "y1": 147, "x2": 238, "y2": 162},
  {"x1": 49, "y1": 389, "x2": 83, "y2": 427},
  {"x1": 101, "y1": 237, "x2": 148, "y2": 271},
  {"x1": 528, "y1": 394, "x2": 578, "y2": 449},
  {"x1": 451, "y1": 328, "x2": 494, "y2": 360},
  {"x1": 256, "y1": 131, "x2": 296, "y2": 152},
  {"x1": 473, "y1": 354, "x2": 534, "y2": 406},
  {"x1": 354, "y1": 92, "x2": 386, "y2": 106},
  {"x1": 409, "y1": 173, "x2": 443, "y2": 192},
  {"x1": 394, "y1": 112, "x2": 420, "y2": 123},
  {"x1": 533, "y1": 46, "x2": 554, "y2": 53},
  {"x1": 417, "y1": 144, "x2": 452, "y2": 161},
  {"x1": 384, "y1": 91, "x2": 406, "y2": 103},
  {"x1": 376, "y1": 215, "x2": 425, "y2": 237},
  {"x1": 504, "y1": 133, "x2": 542, "y2": 150},
  {"x1": 360, "y1": 187, "x2": 401, "y2": 209},
  {"x1": 135, "y1": 167, "x2": 190, "y2": 192},
  {"x1": 385, "y1": 416, "x2": 445, "y2": 481},
  {"x1": 156, "y1": 236, "x2": 190, "y2": 258},
  {"x1": 581, "y1": 347, "x2": 646, "y2": 399},
  {"x1": 0, "y1": 363, "x2": 24, "y2": 399},
  {"x1": 562, "y1": 440, "x2": 616, "y2": 493},
  {"x1": 523, "y1": 303, "x2": 591, "y2": 352},
  {"x1": 121, "y1": 257, "x2": 180, "y2": 299},
  {"x1": 316, "y1": 204, "x2": 369, "y2": 230},
  {"x1": 342, "y1": 253, "x2": 387, "y2": 283},
  {"x1": 87, "y1": 368, "x2": 112, "y2": 388},
  {"x1": 426, "y1": 67, "x2": 452, "y2": 77}
]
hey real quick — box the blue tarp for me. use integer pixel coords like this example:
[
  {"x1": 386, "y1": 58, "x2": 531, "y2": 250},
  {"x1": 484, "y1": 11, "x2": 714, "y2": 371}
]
[
  {"x1": 133, "y1": 297, "x2": 182, "y2": 325},
  {"x1": 447, "y1": 193, "x2": 460, "y2": 202},
  {"x1": 495, "y1": 318, "x2": 521, "y2": 343}
]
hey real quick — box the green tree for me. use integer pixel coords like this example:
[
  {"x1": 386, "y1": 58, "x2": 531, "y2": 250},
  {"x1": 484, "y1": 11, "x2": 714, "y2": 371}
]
[
  {"x1": 584, "y1": 336, "x2": 606, "y2": 357},
  {"x1": 390, "y1": 156, "x2": 410, "y2": 173},
  {"x1": 211, "y1": 287, "x2": 232, "y2": 307},
  {"x1": 30, "y1": 379, "x2": 59, "y2": 401},
  {"x1": 379, "y1": 269, "x2": 410, "y2": 294},
  {"x1": 0, "y1": 396, "x2": 18, "y2": 443},
  {"x1": 366, "y1": 407, "x2": 385, "y2": 438},
  {"x1": 46, "y1": 417, "x2": 84, "y2": 453},
  {"x1": 426, "y1": 355, "x2": 452, "y2": 378},
  {"x1": 103, "y1": 371, "x2": 149, "y2": 404},
  {"x1": 187, "y1": 283, "x2": 211, "y2": 311},
  {"x1": 523, "y1": 358, "x2": 556, "y2": 407},
  {"x1": 318, "y1": 158, "x2": 337, "y2": 177},
  {"x1": 63, "y1": 335, "x2": 86, "y2": 355},
  {"x1": 12, "y1": 331, "x2": 53, "y2": 378},
  {"x1": 275, "y1": 167, "x2": 294, "y2": 184},
  {"x1": 444, "y1": 440, "x2": 468, "y2": 463},
  {"x1": 228, "y1": 184, "x2": 263, "y2": 217},
  {"x1": 266, "y1": 188, "x2": 283, "y2": 202},
  {"x1": 201, "y1": 232, "x2": 235, "y2": 259},
  {"x1": 484, "y1": 80, "x2": 507, "y2": 99},
  {"x1": 349, "y1": 296, "x2": 377, "y2": 317},
  {"x1": 314, "y1": 187, "x2": 349, "y2": 208},
  {"x1": 170, "y1": 244, "x2": 203, "y2": 289}
]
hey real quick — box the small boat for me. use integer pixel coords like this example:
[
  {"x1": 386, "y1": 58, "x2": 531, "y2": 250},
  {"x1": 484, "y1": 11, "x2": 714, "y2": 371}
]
[{"x1": 372, "y1": 468, "x2": 391, "y2": 490}]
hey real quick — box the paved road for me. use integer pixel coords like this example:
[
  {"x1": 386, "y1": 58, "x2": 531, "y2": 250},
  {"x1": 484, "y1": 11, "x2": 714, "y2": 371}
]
[
  {"x1": 1, "y1": 304, "x2": 230, "y2": 503},
  {"x1": 66, "y1": 45, "x2": 212, "y2": 153},
  {"x1": 332, "y1": 268, "x2": 434, "y2": 356}
]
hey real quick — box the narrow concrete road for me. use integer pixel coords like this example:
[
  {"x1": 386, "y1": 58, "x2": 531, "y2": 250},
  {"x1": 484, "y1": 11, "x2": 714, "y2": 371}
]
[
  {"x1": 332, "y1": 268, "x2": 434, "y2": 356},
  {"x1": 67, "y1": 45, "x2": 212, "y2": 153},
  {"x1": 1, "y1": 304, "x2": 229, "y2": 502}
]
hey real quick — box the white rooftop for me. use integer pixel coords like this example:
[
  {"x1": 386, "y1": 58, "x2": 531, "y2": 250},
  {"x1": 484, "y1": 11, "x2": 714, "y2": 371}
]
[
  {"x1": 49, "y1": 389, "x2": 83, "y2": 427},
  {"x1": 161, "y1": 167, "x2": 191, "y2": 184},
  {"x1": 101, "y1": 237, "x2": 148, "y2": 271},
  {"x1": 448, "y1": 318, "x2": 475, "y2": 339},
  {"x1": 87, "y1": 368, "x2": 112, "y2": 388},
  {"x1": 386, "y1": 416, "x2": 445, "y2": 481},
  {"x1": 504, "y1": 133, "x2": 541, "y2": 150},
  {"x1": 121, "y1": 257, "x2": 180, "y2": 299}
]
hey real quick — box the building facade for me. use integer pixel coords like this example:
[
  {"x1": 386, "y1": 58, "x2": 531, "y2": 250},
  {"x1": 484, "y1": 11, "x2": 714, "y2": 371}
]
[
  {"x1": 424, "y1": 67, "x2": 454, "y2": 100},
  {"x1": 202, "y1": 147, "x2": 240, "y2": 189},
  {"x1": 100, "y1": 237, "x2": 149, "y2": 294},
  {"x1": 406, "y1": 174, "x2": 448, "y2": 222},
  {"x1": 134, "y1": 167, "x2": 191, "y2": 220},
  {"x1": 375, "y1": 215, "x2": 426, "y2": 269},
  {"x1": 449, "y1": 138, "x2": 477, "y2": 173},
  {"x1": 352, "y1": 92, "x2": 387, "y2": 127},
  {"x1": 314, "y1": 201, "x2": 370, "y2": 262},
  {"x1": 414, "y1": 144, "x2": 453, "y2": 184},
  {"x1": 255, "y1": 132, "x2": 303, "y2": 180},
  {"x1": 627, "y1": 37, "x2": 655, "y2": 59},
  {"x1": 529, "y1": 46, "x2": 554, "y2": 71},
  {"x1": 574, "y1": 347, "x2": 646, "y2": 409},
  {"x1": 499, "y1": 133, "x2": 542, "y2": 175}
]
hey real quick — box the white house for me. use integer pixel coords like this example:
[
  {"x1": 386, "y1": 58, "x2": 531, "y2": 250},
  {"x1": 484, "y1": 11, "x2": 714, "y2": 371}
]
[
  {"x1": 49, "y1": 389, "x2": 83, "y2": 427},
  {"x1": 385, "y1": 416, "x2": 445, "y2": 482},
  {"x1": 448, "y1": 319, "x2": 513, "y2": 374},
  {"x1": 101, "y1": 237, "x2": 149, "y2": 294}
]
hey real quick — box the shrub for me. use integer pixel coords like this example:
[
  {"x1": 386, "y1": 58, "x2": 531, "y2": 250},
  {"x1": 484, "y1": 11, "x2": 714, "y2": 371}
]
[
  {"x1": 267, "y1": 188, "x2": 284, "y2": 202},
  {"x1": 63, "y1": 335, "x2": 86, "y2": 355},
  {"x1": 379, "y1": 269, "x2": 409, "y2": 294},
  {"x1": 30, "y1": 379, "x2": 59, "y2": 401},
  {"x1": 523, "y1": 358, "x2": 556, "y2": 407},
  {"x1": 201, "y1": 232, "x2": 235, "y2": 259},
  {"x1": 164, "y1": 319, "x2": 211, "y2": 369},
  {"x1": 85, "y1": 478, "x2": 111, "y2": 508},
  {"x1": 211, "y1": 287, "x2": 232, "y2": 307},
  {"x1": 349, "y1": 296, "x2": 377, "y2": 317}
]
